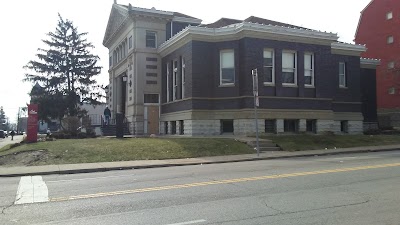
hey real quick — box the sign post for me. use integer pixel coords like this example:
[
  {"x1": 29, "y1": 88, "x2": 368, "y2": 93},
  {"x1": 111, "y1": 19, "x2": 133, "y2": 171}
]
[
  {"x1": 252, "y1": 69, "x2": 260, "y2": 157},
  {"x1": 27, "y1": 104, "x2": 38, "y2": 143}
]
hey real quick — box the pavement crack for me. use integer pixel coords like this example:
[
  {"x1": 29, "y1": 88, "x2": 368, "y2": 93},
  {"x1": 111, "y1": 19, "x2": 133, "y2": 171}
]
[
  {"x1": 273, "y1": 199, "x2": 371, "y2": 217},
  {"x1": 264, "y1": 200, "x2": 284, "y2": 214},
  {"x1": 1, "y1": 202, "x2": 15, "y2": 215}
]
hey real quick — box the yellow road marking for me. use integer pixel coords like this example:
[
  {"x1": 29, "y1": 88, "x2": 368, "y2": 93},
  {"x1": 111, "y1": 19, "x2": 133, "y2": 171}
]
[{"x1": 50, "y1": 162, "x2": 400, "y2": 202}]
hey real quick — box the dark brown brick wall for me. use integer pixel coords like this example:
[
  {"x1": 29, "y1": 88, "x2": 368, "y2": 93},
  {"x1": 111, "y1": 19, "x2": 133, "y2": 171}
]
[{"x1": 161, "y1": 38, "x2": 364, "y2": 115}]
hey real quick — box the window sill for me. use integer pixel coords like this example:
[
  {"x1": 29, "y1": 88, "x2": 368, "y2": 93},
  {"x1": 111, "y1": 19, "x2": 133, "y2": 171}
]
[
  {"x1": 305, "y1": 85, "x2": 315, "y2": 89},
  {"x1": 339, "y1": 86, "x2": 348, "y2": 89},
  {"x1": 219, "y1": 84, "x2": 235, "y2": 87},
  {"x1": 263, "y1": 83, "x2": 275, "y2": 87},
  {"x1": 282, "y1": 84, "x2": 298, "y2": 88}
]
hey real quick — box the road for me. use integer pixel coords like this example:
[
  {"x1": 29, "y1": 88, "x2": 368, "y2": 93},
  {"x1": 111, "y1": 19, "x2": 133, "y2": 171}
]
[{"x1": 1, "y1": 151, "x2": 400, "y2": 225}]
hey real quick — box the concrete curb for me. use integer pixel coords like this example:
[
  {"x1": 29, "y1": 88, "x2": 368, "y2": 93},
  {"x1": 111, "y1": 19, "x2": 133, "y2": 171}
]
[{"x1": 0, "y1": 147, "x2": 399, "y2": 177}]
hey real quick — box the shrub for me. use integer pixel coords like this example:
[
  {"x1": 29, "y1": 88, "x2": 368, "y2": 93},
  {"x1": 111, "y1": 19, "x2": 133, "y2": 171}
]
[
  {"x1": 364, "y1": 129, "x2": 381, "y2": 135},
  {"x1": 77, "y1": 132, "x2": 87, "y2": 139}
]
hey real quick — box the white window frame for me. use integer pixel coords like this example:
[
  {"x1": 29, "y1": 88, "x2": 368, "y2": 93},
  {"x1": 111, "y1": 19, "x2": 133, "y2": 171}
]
[
  {"x1": 181, "y1": 57, "x2": 185, "y2": 99},
  {"x1": 304, "y1": 52, "x2": 314, "y2": 87},
  {"x1": 388, "y1": 87, "x2": 396, "y2": 95},
  {"x1": 219, "y1": 49, "x2": 235, "y2": 86},
  {"x1": 339, "y1": 62, "x2": 346, "y2": 88},
  {"x1": 173, "y1": 60, "x2": 178, "y2": 100},
  {"x1": 263, "y1": 49, "x2": 275, "y2": 85},
  {"x1": 388, "y1": 61, "x2": 395, "y2": 69},
  {"x1": 146, "y1": 31, "x2": 157, "y2": 48},
  {"x1": 386, "y1": 11, "x2": 393, "y2": 20},
  {"x1": 387, "y1": 36, "x2": 394, "y2": 44},
  {"x1": 166, "y1": 63, "x2": 170, "y2": 102},
  {"x1": 282, "y1": 50, "x2": 297, "y2": 86}
]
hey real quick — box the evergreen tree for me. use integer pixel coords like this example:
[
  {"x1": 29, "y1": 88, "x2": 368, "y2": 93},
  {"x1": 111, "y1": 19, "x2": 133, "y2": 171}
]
[{"x1": 24, "y1": 14, "x2": 103, "y2": 120}]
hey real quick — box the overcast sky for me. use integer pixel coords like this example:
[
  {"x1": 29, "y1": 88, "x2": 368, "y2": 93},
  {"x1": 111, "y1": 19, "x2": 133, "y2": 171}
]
[{"x1": 0, "y1": 0, "x2": 371, "y2": 123}]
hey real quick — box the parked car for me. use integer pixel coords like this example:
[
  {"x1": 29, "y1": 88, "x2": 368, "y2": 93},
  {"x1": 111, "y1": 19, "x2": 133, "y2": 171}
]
[{"x1": 0, "y1": 130, "x2": 5, "y2": 138}]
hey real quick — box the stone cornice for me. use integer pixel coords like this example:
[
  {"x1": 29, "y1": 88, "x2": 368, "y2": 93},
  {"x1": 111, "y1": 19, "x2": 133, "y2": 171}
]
[
  {"x1": 360, "y1": 57, "x2": 380, "y2": 69},
  {"x1": 158, "y1": 22, "x2": 339, "y2": 56},
  {"x1": 331, "y1": 42, "x2": 366, "y2": 56},
  {"x1": 172, "y1": 16, "x2": 202, "y2": 24}
]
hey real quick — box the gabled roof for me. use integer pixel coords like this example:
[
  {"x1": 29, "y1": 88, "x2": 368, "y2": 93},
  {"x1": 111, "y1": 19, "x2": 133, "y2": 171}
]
[
  {"x1": 103, "y1": 4, "x2": 129, "y2": 47},
  {"x1": 103, "y1": 3, "x2": 201, "y2": 47}
]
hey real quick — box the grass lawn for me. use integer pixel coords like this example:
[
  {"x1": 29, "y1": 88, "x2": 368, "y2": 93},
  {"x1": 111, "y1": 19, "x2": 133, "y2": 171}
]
[
  {"x1": 265, "y1": 134, "x2": 400, "y2": 151},
  {"x1": 0, "y1": 138, "x2": 254, "y2": 166}
]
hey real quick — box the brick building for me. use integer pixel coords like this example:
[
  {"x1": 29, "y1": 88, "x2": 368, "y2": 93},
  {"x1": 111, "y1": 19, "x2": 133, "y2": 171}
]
[
  {"x1": 355, "y1": 0, "x2": 400, "y2": 128},
  {"x1": 104, "y1": 2, "x2": 379, "y2": 135}
]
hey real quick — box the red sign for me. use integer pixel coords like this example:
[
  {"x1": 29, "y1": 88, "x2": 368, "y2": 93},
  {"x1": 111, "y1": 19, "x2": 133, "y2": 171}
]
[{"x1": 27, "y1": 104, "x2": 39, "y2": 142}]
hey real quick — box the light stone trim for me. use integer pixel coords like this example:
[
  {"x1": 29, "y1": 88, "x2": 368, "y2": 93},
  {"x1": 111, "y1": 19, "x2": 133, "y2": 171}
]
[
  {"x1": 158, "y1": 23, "x2": 339, "y2": 57},
  {"x1": 161, "y1": 109, "x2": 335, "y2": 121},
  {"x1": 360, "y1": 58, "x2": 380, "y2": 69}
]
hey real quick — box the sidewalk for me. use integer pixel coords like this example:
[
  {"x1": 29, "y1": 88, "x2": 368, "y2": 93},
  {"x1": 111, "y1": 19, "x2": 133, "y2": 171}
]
[{"x1": 1, "y1": 144, "x2": 399, "y2": 177}]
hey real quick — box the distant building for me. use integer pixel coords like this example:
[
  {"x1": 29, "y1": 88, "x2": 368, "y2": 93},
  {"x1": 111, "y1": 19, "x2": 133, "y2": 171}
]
[
  {"x1": 355, "y1": 0, "x2": 400, "y2": 128},
  {"x1": 104, "y1": 2, "x2": 379, "y2": 135}
]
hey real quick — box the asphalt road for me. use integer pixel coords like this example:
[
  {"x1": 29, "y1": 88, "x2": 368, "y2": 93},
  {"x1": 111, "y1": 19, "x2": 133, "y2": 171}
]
[{"x1": 1, "y1": 151, "x2": 400, "y2": 225}]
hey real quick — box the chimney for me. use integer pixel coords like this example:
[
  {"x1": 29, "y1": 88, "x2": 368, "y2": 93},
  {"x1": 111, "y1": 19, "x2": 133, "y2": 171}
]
[
  {"x1": 128, "y1": 3, "x2": 132, "y2": 10},
  {"x1": 114, "y1": 0, "x2": 117, "y2": 4}
]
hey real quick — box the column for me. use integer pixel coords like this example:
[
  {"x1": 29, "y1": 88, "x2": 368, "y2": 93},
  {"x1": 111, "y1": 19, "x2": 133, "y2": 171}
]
[
  {"x1": 299, "y1": 119, "x2": 307, "y2": 132},
  {"x1": 276, "y1": 119, "x2": 284, "y2": 133}
]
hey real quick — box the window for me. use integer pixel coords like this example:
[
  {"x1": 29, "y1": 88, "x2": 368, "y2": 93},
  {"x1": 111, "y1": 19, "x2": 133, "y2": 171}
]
[
  {"x1": 146, "y1": 73, "x2": 157, "y2": 77},
  {"x1": 339, "y1": 62, "x2": 346, "y2": 87},
  {"x1": 220, "y1": 50, "x2": 235, "y2": 85},
  {"x1": 265, "y1": 119, "x2": 276, "y2": 133},
  {"x1": 221, "y1": 120, "x2": 234, "y2": 133},
  {"x1": 146, "y1": 80, "x2": 157, "y2": 84},
  {"x1": 388, "y1": 61, "x2": 395, "y2": 69},
  {"x1": 146, "y1": 65, "x2": 157, "y2": 69},
  {"x1": 282, "y1": 51, "x2": 297, "y2": 85},
  {"x1": 386, "y1": 11, "x2": 393, "y2": 20},
  {"x1": 181, "y1": 57, "x2": 186, "y2": 99},
  {"x1": 109, "y1": 56, "x2": 112, "y2": 67},
  {"x1": 171, "y1": 121, "x2": 177, "y2": 135},
  {"x1": 387, "y1": 36, "x2": 394, "y2": 44},
  {"x1": 146, "y1": 31, "x2": 157, "y2": 48},
  {"x1": 146, "y1": 57, "x2": 158, "y2": 62},
  {"x1": 164, "y1": 122, "x2": 168, "y2": 134},
  {"x1": 284, "y1": 119, "x2": 299, "y2": 133},
  {"x1": 340, "y1": 121, "x2": 348, "y2": 133},
  {"x1": 144, "y1": 94, "x2": 159, "y2": 103},
  {"x1": 263, "y1": 49, "x2": 274, "y2": 84},
  {"x1": 113, "y1": 51, "x2": 117, "y2": 64},
  {"x1": 304, "y1": 53, "x2": 314, "y2": 86},
  {"x1": 179, "y1": 120, "x2": 184, "y2": 135},
  {"x1": 306, "y1": 120, "x2": 316, "y2": 133},
  {"x1": 166, "y1": 63, "x2": 170, "y2": 102},
  {"x1": 122, "y1": 42, "x2": 126, "y2": 58},
  {"x1": 388, "y1": 87, "x2": 396, "y2": 95},
  {"x1": 173, "y1": 60, "x2": 178, "y2": 100},
  {"x1": 129, "y1": 36, "x2": 132, "y2": 49}
]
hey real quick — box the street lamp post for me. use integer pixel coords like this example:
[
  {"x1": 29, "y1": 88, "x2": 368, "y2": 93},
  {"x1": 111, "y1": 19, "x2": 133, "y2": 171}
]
[{"x1": 252, "y1": 69, "x2": 260, "y2": 157}]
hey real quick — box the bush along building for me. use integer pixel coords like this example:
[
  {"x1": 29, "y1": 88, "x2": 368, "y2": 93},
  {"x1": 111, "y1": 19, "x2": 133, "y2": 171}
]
[
  {"x1": 104, "y1": 2, "x2": 379, "y2": 136},
  {"x1": 355, "y1": 0, "x2": 400, "y2": 129}
]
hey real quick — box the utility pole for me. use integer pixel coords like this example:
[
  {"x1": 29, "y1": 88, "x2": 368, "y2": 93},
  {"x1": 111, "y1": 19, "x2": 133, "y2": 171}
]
[
  {"x1": 252, "y1": 69, "x2": 260, "y2": 157},
  {"x1": 16, "y1": 107, "x2": 20, "y2": 134}
]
